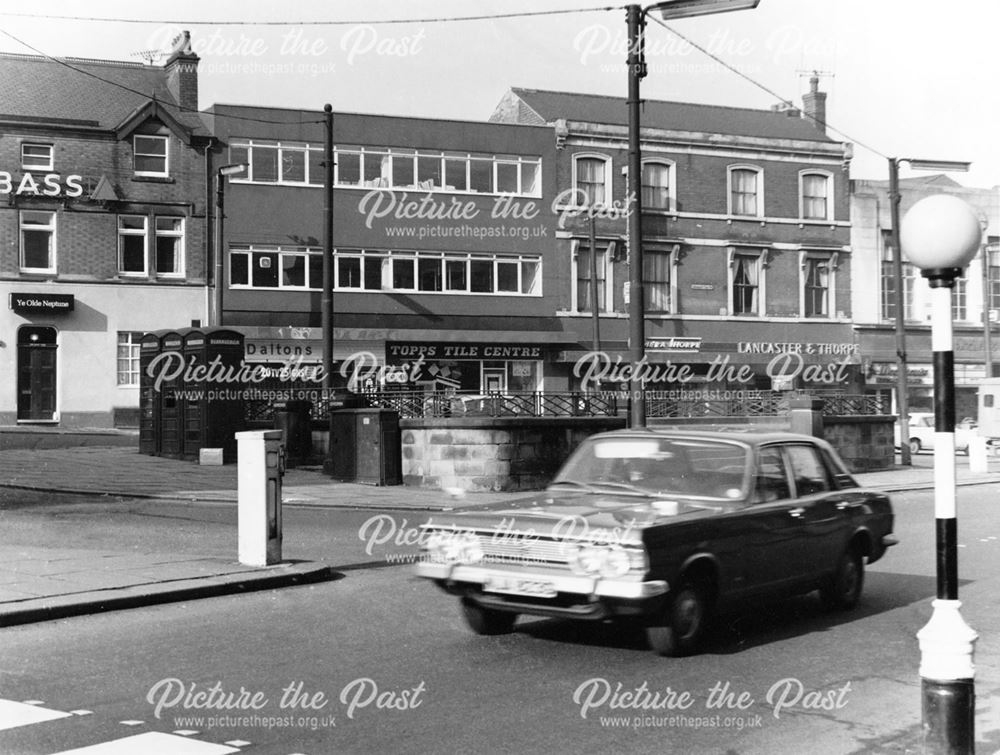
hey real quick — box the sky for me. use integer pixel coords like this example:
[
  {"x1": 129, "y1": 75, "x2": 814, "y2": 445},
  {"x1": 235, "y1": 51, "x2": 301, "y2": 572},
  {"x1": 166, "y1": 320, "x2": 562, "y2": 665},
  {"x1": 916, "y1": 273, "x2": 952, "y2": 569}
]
[{"x1": 0, "y1": 0, "x2": 997, "y2": 187}]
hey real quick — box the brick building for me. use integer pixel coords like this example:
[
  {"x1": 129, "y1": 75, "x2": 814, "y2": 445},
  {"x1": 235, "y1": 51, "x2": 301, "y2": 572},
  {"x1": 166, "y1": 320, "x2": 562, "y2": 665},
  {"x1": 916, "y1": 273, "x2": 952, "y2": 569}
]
[
  {"x1": 0, "y1": 35, "x2": 211, "y2": 426},
  {"x1": 491, "y1": 82, "x2": 860, "y2": 397},
  {"x1": 205, "y1": 103, "x2": 567, "y2": 396}
]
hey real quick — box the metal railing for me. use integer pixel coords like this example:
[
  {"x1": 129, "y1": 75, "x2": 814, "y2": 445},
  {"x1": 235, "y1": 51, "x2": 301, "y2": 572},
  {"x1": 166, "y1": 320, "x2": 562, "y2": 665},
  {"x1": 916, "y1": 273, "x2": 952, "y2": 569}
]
[
  {"x1": 362, "y1": 391, "x2": 620, "y2": 419},
  {"x1": 244, "y1": 389, "x2": 888, "y2": 423}
]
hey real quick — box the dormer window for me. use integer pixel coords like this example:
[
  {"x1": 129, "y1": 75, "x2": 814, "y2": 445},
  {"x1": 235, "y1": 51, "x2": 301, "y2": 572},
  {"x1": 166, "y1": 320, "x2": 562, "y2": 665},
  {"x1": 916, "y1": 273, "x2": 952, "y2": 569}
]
[
  {"x1": 134, "y1": 135, "x2": 168, "y2": 177},
  {"x1": 22, "y1": 143, "x2": 53, "y2": 171}
]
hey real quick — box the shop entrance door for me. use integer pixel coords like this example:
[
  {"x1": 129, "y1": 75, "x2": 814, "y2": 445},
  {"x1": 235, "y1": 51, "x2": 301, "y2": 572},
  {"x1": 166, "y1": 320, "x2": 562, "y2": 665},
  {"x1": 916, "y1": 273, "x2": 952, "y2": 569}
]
[
  {"x1": 17, "y1": 326, "x2": 58, "y2": 421},
  {"x1": 482, "y1": 366, "x2": 506, "y2": 393}
]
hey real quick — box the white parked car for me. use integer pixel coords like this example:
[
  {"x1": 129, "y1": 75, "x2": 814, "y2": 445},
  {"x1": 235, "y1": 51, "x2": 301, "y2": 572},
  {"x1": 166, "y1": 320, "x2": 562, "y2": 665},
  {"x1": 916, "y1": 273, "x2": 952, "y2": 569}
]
[{"x1": 895, "y1": 412, "x2": 977, "y2": 455}]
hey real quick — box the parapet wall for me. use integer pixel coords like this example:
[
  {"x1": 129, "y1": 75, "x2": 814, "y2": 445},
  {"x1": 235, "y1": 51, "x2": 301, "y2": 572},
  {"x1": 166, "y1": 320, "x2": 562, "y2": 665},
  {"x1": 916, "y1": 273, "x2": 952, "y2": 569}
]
[{"x1": 399, "y1": 416, "x2": 626, "y2": 492}]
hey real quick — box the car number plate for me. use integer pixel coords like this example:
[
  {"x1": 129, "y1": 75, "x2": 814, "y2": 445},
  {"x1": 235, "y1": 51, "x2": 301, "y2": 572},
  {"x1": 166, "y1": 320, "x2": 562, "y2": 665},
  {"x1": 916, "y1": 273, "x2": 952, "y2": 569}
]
[{"x1": 483, "y1": 576, "x2": 557, "y2": 598}]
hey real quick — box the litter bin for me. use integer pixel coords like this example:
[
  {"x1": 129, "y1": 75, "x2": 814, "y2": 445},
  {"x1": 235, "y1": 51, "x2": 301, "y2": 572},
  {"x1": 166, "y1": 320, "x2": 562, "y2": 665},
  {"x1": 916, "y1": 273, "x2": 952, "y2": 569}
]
[
  {"x1": 274, "y1": 399, "x2": 313, "y2": 465},
  {"x1": 327, "y1": 407, "x2": 401, "y2": 485}
]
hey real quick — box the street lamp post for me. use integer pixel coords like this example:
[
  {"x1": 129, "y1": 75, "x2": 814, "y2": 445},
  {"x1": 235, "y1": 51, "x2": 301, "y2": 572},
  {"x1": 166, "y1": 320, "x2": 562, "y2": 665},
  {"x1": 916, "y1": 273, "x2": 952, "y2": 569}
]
[
  {"x1": 901, "y1": 193, "x2": 982, "y2": 754},
  {"x1": 213, "y1": 163, "x2": 247, "y2": 326},
  {"x1": 625, "y1": 0, "x2": 759, "y2": 429},
  {"x1": 888, "y1": 158, "x2": 970, "y2": 465}
]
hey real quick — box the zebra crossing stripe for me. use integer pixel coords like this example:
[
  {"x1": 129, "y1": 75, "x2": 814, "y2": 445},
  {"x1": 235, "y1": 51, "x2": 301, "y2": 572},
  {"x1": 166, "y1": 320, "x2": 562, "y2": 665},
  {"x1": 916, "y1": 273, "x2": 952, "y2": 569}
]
[
  {"x1": 0, "y1": 699, "x2": 72, "y2": 731},
  {"x1": 51, "y1": 731, "x2": 241, "y2": 754}
]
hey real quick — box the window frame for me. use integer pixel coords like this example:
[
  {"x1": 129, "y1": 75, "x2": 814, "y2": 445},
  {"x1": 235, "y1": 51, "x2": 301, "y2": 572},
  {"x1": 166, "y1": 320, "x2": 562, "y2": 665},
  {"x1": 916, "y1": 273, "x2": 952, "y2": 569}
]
[
  {"x1": 118, "y1": 214, "x2": 149, "y2": 277},
  {"x1": 727, "y1": 165, "x2": 764, "y2": 218},
  {"x1": 728, "y1": 247, "x2": 766, "y2": 317},
  {"x1": 800, "y1": 251, "x2": 837, "y2": 319},
  {"x1": 643, "y1": 244, "x2": 679, "y2": 314},
  {"x1": 19, "y1": 210, "x2": 57, "y2": 273},
  {"x1": 117, "y1": 331, "x2": 143, "y2": 387},
  {"x1": 229, "y1": 246, "x2": 542, "y2": 296},
  {"x1": 571, "y1": 239, "x2": 611, "y2": 314},
  {"x1": 154, "y1": 216, "x2": 185, "y2": 278},
  {"x1": 799, "y1": 170, "x2": 833, "y2": 221},
  {"x1": 21, "y1": 143, "x2": 54, "y2": 171},
  {"x1": 133, "y1": 135, "x2": 169, "y2": 178},
  {"x1": 641, "y1": 158, "x2": 675, "y2": 211},
  {"x1": 571, "y1": 153, "x2": 613, "y2": 208}
]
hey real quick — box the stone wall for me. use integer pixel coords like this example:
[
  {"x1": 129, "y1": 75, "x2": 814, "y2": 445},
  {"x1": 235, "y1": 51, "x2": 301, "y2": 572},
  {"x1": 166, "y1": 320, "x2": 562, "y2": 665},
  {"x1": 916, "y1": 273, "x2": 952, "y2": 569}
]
[
  {"x1": 399, "y1": 416, "x2": 626, "y2": 492},
  {"x1": 822, "y1": 415, "x2": 897, "y2": 472}
]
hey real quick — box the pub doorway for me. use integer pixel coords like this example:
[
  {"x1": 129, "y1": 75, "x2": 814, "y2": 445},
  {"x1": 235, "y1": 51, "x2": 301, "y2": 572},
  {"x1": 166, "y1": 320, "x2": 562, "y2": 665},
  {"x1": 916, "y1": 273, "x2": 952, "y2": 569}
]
[{"x1": 17, "y1": 326, "x2": 58, "y2": 422}]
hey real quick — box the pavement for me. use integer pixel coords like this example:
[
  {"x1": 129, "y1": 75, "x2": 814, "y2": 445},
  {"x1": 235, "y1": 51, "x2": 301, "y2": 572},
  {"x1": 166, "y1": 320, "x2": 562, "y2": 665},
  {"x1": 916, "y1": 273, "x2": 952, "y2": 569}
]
[{"x1": 2, "y1": 425, "x2": 999, "y2": 628}]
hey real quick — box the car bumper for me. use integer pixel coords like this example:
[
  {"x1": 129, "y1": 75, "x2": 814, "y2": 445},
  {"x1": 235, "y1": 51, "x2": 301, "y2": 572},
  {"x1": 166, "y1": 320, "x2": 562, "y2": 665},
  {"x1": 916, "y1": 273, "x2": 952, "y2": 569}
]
[{"x1": 415, "y1": 561, "x2": 669, "y2": 619}]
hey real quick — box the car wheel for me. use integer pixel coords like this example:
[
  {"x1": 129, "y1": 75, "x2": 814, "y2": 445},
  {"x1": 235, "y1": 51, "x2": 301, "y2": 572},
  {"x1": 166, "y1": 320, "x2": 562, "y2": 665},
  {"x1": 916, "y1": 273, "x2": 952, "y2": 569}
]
[
  {"x1": 908, "y1": 439, "x2": 921, "y2": 455},
  {"x1": 646, "y1": 582, "x2": 709, "y2": 657},
  {"x1": 460, "y1": 598, "x2": 516, "y2": 635},
  {"x1": 820, "y1": 547, "x2": 865, "y2": 610}
]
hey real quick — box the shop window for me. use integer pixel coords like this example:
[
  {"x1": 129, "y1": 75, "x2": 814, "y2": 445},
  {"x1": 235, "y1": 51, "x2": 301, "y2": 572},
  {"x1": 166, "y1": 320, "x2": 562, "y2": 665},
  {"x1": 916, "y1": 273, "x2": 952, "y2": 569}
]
[
  {"x1": 155, "y1": 217, "x2": 184, "y2": 276},
  {"x1": 134, "y1": 135, "x2": 168, "y2": 177},
  {"x1": 118, "y1": 215, "x2": 148, "y2": 276},
  {"x1": 117, "y1": 331, "x2": 143, "y2": 386},
  {"x1": 22, "y1": 143, "x2": 53, "y2": 171},
  {"x1": 20, "y1": 210, "x2": 57, "y2": 273}
]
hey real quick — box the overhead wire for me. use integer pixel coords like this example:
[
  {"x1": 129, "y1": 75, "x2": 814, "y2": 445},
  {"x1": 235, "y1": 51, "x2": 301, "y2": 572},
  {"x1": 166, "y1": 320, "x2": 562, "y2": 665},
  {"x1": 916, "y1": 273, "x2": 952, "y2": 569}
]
[{"x1": 0, "y1": 6, "x2": 889, "y2": 162}]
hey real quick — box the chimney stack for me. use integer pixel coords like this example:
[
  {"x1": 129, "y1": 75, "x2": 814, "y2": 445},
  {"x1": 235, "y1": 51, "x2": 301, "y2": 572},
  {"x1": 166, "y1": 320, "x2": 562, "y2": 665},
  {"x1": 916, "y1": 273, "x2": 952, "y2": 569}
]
[
  {"x1": 802, "y1": 74, "x2": 827, "y2": 135},
  {"x1": 165, "y1": 30, "x2": 199, "y2": 113}
]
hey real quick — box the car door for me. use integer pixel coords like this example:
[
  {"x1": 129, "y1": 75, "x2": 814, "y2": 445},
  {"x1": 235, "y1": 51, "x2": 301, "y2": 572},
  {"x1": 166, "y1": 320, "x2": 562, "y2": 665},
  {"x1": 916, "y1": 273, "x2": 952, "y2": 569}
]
[
  {"x1": 780, "y1": 442, "x2": 845, "y2": 582},
  {"x1": 735, "y1": 444, "x2": 810, "y2": 595}
]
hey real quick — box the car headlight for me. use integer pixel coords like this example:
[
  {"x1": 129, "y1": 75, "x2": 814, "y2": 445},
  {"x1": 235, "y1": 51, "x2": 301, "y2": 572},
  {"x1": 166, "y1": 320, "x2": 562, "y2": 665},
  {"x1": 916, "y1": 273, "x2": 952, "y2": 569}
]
[
  {"x1": 567, "y1": 543, "x2": 605, "y2": 575},
  {"x1": 600, "y1": 546, "x2": 632, "y2": 578},
  {"x1": 567, "y1": 543, "x2": 646, "y2": 577},
  {"x1": 425, "y1": 531, "x2": 482, "y2": 565}
]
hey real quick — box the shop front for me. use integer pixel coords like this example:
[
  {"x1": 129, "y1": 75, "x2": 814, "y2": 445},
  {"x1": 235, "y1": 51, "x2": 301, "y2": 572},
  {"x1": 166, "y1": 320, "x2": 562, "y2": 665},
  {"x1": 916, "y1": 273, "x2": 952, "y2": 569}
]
[
  {"x1": 557, "y1": 321, "x2": 863, "y2": 400},
  {"x1": 858, "y1": 327, "x2": 998, "y2": 421},
  {"x1": 239, "y1": 326, "x2": 569, "y2": 399}
]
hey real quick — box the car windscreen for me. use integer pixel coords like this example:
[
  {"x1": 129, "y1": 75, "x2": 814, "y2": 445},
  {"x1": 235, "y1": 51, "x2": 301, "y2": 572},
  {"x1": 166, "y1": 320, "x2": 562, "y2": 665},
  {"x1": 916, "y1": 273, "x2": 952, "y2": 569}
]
[{"x1": 552, "y1": 437, "x2": 750, "y2": 499}]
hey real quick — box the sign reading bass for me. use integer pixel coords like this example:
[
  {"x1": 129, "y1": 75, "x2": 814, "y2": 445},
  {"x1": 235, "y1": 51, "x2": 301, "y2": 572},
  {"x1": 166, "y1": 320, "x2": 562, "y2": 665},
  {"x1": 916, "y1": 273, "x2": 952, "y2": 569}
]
[{"x1": 0, "y1": 172, "x2": 84, "y2": 197}]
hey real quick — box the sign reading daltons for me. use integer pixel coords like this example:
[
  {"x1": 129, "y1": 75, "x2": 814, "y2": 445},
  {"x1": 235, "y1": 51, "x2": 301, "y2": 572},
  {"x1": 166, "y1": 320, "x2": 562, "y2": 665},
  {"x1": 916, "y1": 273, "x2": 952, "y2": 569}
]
[{"x1": 10, "y1": 293, "x2": 75, "y2": 312}]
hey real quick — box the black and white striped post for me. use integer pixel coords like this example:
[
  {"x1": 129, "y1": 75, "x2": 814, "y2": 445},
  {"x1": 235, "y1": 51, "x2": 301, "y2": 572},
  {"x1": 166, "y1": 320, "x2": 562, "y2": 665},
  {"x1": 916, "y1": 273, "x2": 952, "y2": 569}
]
[{"x1": 900, "y1": 194, "x2": 983, "y2": 754}]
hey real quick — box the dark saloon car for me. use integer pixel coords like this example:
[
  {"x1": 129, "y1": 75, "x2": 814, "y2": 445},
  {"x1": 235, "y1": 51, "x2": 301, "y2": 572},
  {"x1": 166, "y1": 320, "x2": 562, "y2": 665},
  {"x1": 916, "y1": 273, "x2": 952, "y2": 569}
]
[{"x1": 414, "y1": 430, "x2": 896, "y2": 656}]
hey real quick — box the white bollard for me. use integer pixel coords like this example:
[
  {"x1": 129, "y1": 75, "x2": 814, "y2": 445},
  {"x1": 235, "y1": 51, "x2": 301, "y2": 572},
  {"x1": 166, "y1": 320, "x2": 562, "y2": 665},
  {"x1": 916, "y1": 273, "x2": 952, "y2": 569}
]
[
  {"x1": 237, "y1": 430, "x2": 284, "y2": 566},
  {"x1": 969, "y1": 436, "x2": 989, "y2": 474}
]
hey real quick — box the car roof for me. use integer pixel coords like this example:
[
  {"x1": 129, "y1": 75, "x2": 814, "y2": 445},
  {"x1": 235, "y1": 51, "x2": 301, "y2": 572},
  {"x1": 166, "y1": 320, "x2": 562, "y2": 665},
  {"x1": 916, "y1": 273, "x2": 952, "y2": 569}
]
[{"x1": 586, "y1": 428, "x2": 830, "y2": 448}]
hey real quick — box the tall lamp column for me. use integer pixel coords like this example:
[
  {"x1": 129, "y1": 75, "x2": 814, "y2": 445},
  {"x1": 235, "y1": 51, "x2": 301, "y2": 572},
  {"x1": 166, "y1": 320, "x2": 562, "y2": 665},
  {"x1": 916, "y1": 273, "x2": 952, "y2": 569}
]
[
  {"x1": 213, "y1": 163, "x2": 247, "y2": 326},
  {"x1": 901, "y1": 193, "x2": 982, "y2": 754},
  {"x1": 624, "y1": 0, "x2": 760, "y2": 428}
]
